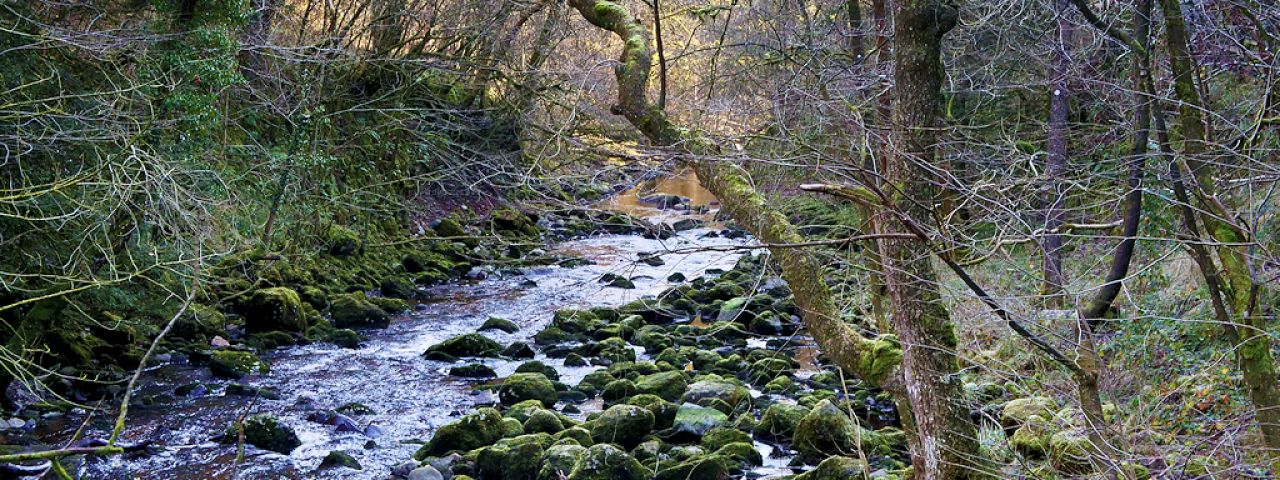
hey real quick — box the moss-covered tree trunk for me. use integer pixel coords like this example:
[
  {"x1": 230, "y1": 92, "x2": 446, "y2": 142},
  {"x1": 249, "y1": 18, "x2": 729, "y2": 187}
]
[
  {"x1": 1159, "y1": 0, "x2": 1280, "y2": 457},
  {"x1": 564, "y1": 0, "x2": 904, "y2": 389},
  {"x1": 878, "y1": 1, "x2": 983, "y2": 478}
]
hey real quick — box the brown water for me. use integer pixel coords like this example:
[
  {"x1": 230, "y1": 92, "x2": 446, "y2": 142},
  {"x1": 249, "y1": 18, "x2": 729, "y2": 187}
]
[{"x1": 597, "y1": 168, "x2": 718, "y2": 221}]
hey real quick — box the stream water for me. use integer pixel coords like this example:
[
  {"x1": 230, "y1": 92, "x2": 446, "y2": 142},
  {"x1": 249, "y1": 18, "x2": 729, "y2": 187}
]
[{"x1": 26, "y1": 169, "x2": 817, "y2": 479}]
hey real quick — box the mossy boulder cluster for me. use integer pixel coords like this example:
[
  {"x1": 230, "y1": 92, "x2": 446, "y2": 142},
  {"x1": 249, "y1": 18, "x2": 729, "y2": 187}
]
[
  {"x1": 396, "y1": 245, "x2": 1099, "y2": 479},
  {"x1": 397, "y1": 253, "x2": 925, "y2": 480}
]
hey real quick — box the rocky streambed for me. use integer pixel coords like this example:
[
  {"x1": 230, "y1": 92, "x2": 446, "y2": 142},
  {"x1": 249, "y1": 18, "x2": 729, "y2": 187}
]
[{"x1": 10, "y1": 171, "x2": 911, "y2": 479}]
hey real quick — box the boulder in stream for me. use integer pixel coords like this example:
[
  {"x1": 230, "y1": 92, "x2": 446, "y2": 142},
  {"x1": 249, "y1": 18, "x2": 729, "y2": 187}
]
[
  {"x1": 565, "y1": 444, "x2": 653, "y2": 480},
  {"x1": 330, "y1": 293, "x2": 391, "y2": 328},
  {"x1": 415, "y1": 408, "x2": 505, "y2": 458},
  {"x1": 499, "y1": 373, "x2": 558, "y2": 407},
  {"x1": 209, "y1": 350, "x2": 268, "y2": 379},
  {"x1": 238, "y1": 414, "x2": 301, "y2": 454},
  {"x1": 319, "y1": 450, "x2": 361, "y2": 470},
  {"x1": 426, "y1": 333, "x2": 503, "y2": 358},
  {"x1": 589, "y1": 404, "x2": 655, "y2": 449},
  {"x1": 479, "y1": 316, "x2": 519, "y2": 333}
]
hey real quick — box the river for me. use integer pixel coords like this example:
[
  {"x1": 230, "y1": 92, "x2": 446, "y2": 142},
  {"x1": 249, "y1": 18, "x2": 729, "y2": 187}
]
[{"x1": 31, "y1": 169, "x2": 796, "y2": 479}]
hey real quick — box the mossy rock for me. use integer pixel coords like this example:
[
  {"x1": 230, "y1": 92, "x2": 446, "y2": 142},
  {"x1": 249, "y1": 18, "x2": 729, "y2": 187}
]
[
  {"x1": 515, "y1": 360, "x2": 560, "y2": 381},
  {"x1": 500, "y1": 373, "x2": 558, "y2": 407},
  {"x1": 239, "y1": 414, "x2": 300, "y2": 454},
  {"x1": 247, "y1": 330, "x2": 297, "y2": 349},
  {"x1": 415, "y1": 408, "x2": 505, "y2": 458},
  {"x1": 794, "y1": 455, "x2": 867, "y2": 480},
  {"x1": 627, "y1": 394, "x2": 678, "y2": 430},
  {"x1": 793, "y1": 399, "x2": 879, "y2": 460},
  {"x1": 450, "y1": 363, "x2": 497, "y2": 378},
  {"x1": 330, "y1": 293, "x2": 391, "y2": 329},
  {"x1": 174, "y1": 304, "x2": 225, "y2": 340},
  {"x1": 554, "y1": 426, "x2": 594, "y2": 447},
  {"x1": 379, "y1": 276, "x2": 418, "y2": 300},
  {"x1": 700, "y1": 427, "x2": 751, "y2": 451},
  {"x1": 367, "y1": 295, "x2": 411, "y2": 314},
  {"x1": 577, "y1": 370, "x2": 616, "y2": 397},
  {"x1": 336, "y1": 402, "x2": 375, "y2": 415},
  {"x1": 1048, "y1": 429, "x2": 1092, "y2": 474},
  {"x1": 539, "y1": 444, "x2": 587, "y2": 480},
  {"x1": 480, "y1": 316, "x2": 519, "y2": 333},
  {"x1": 680, "y1": 378, "x2": 750, "y2": 413},
  {"x1": 477, "y1": 439, "x2": 545, "y2": 480},
  {"x1": 426, "y1": 333, "x2": 503, "y2": 358},
  {"x1": 763, "y1": 375, "x2": 794, "y2": 394},
  {"x1": 1009, "y1": 416, "x2": 1051, "y2": 458},
  {"x1": 713, "y1": 442, "x2": 762, "y2": 466},
  {"x1": 565, "y1": 444, "x2": 653, "y2": 480},
  {"x1": 319, "y1": 450, "x2": 362, "y2": 470},
  {"x1": 504, "y1": 342, "x2": 536, "y2": 359},
  {"x1": 209, "y1": 350, "x2": 268, "y2": 379},
  {"x1": 324, "y1": 328, "x2": 363, "y2": 348},
  {"x1": 564, "y1": 353, "x2": 588, "y2": 367},
  {"x1": 325, "y1": 225, "x2": 362, "y2": 256},
  {"x1": 298, "y1": 286, "x2": 330, "y2": 310},
  {"x1": 434, "y1": 217, "x2": 468, "y2": 239},
  {"x1": 653, "y1": 454, "x2": 733, "y2": 480},
  {"x1": 601, "y1": 379, "x2": 638, "y2": 402},
  {"x1": 525, "y1": 409, "x2": 566, "y2": 434},
  {"x1": 672, "y1": 402, "x2": 729, "y2": 437},
  {"x1": 1001, "y1": 396, "x2": 1056, "y2": 431},
  {"x1": 504, "y1": 417, "x2": 527, "y2": 437},
  {"x1": 589, "y1": 404, "x2": 655, "y2": 449},
  {"x1": 634, "y1": 371, "x2": 687, "y2": 402},
  {"x1": 242, "y1": 287, "x2": 306, "y2": 333},
  {"x1": 748, "y1": 358, "x2": 795, "y2": 383}
]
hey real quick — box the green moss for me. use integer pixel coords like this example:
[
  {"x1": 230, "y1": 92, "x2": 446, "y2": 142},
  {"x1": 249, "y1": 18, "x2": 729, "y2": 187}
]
[
  {"x1": 566, "y1": 444, "x2": 653, "y2": 480},
  {"x1": 323, "y1": 225, "x2": 361, "y2": 256},
  {"x1": 427, "y1": 333, "x2": 503, "y2": 358},
  {"x1": 500, "y1": 373, "x2": 558, "y2": 407},
  {"x1": 209, "y1": 350, "x2": 268, "y2": 379},
  {"x1": 242, "y1": 287, "x2": 306, "y2": 333},
  {"x1": 329, "y1": 293, "x2": 391, "y2": 328},
  {"x1": 752, "y1": 404, "x2": 803, "y2": 442},
  {"x1": 237, "y1": 414, "x2": 300, "y2": 454},
  {"x1": 319, "y1": 450, "x2": 362, "y2": 470},
  {"x1": 415, "y1": 407, "x2": 505, "y2": 458},
  {"x1": 589, "y1": 404, "x2": 655, "y2": 448}
]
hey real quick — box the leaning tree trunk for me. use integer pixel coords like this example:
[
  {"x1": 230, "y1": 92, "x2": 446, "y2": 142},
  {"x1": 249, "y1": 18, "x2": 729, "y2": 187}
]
[
  {"x1": 1158, "y1": 0, "x2": 1280, "y2": 458},
  {"x1": 878, "y1": 1, "x2": 984, "y2": 479},
  {"x1": 564, "y1": 0, "x2": 905, "y2": 389}
]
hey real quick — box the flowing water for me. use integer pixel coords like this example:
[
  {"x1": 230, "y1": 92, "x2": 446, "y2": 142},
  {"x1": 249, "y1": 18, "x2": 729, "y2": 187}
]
[{"x1": 26, "y1": 170, "x2": 813, "y2": 479}]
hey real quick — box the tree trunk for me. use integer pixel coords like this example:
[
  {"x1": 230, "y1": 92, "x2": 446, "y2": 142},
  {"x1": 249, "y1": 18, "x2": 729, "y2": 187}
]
[
  {"x1": 1041, "y1": 0, "x2": 1072, "y2": 305},
  {"x1": 880, "y1": 1, "x2": 983, "y2": 478},
  {"x1": 847, "y1": 0, "x2": 865, "y2": 61},
  {"x1": 1158, "y1": 0, "x2": 1280, "y2": 458}
]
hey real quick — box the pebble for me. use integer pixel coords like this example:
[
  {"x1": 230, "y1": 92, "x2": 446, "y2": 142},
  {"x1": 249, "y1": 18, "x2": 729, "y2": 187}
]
[
  {"x1": 210, "y1": 336, "x2": 231, "y2": 348},
  {"x1": 6, "y1": 417, "x2": 25, "y2": 429}
]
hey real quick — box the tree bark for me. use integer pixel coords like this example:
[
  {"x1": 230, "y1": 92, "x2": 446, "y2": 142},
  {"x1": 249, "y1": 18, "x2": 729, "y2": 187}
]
[
  {"x1": 880, "y1": 0, "x2": 984, "y2": 478},
  {"x1": 1158, "y1": 0, "x2": 1280, "y2": 458},
  {"x1": 1041, "y1": 0, "x2": 1072, "y2": 305},
  {"x1": 847, "y1": 0, "x2": 865, "y2": 61}
]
